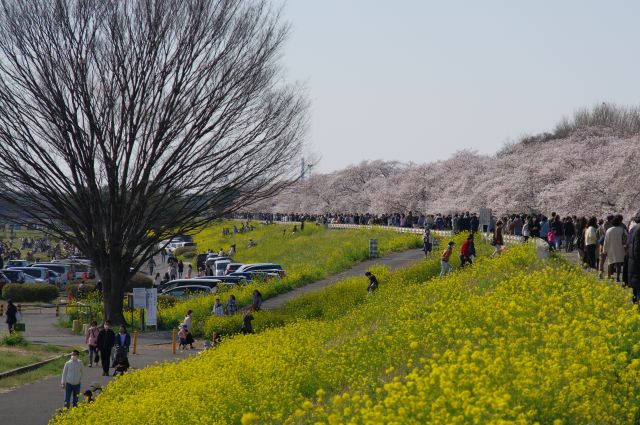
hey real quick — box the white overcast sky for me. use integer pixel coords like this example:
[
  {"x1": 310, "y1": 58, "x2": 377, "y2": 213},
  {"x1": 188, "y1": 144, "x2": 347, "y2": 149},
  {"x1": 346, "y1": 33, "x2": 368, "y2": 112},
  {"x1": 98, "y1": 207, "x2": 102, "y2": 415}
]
[{"x1": 277, "y1": 0, "x2": 640, "y2": 172}]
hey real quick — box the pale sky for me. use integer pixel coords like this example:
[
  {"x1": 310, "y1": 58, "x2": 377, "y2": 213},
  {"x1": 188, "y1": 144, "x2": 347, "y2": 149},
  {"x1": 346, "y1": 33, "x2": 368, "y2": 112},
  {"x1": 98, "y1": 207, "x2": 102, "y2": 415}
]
[{"x1": 278, "y1": 0, "x2": 640, "y2": 172}]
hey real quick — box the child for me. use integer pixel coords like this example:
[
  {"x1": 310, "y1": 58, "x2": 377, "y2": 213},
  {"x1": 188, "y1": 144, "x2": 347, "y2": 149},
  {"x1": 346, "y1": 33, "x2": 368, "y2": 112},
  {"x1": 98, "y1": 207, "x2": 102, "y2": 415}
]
[
  {"x1": 112, "y1": 346, "x2": 130, "y2": 376},
  {"x1": 178, "y1": 324, "x2": 194, "y2": 350},
  {"x1": 440, "y1": 241, "x2": 455, "y2": 277},
  {"x1": 547, "y1": 230, "x2": 556, "y2": 251}
]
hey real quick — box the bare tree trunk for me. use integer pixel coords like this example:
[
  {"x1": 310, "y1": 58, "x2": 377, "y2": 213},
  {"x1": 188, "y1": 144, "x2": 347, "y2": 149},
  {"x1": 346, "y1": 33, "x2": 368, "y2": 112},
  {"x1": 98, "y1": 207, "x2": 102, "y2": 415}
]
[{"x1": 99, "y1": 264, "x2": 128, "y2": 326}]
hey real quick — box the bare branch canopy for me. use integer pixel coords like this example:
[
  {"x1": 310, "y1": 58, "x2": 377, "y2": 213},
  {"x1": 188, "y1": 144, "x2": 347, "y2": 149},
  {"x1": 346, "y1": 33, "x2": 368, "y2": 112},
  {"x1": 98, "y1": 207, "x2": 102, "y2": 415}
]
[{"x1": 0, "y1": 0, "x2": 308, "y2": 323}]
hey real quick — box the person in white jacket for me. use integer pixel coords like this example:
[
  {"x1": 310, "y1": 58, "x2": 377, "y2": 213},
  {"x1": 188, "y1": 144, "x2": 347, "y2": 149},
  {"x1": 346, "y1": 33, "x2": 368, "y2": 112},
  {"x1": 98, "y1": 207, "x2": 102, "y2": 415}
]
[{"x1": 61, "y1": 349, "x2": 83, "y2": 408}]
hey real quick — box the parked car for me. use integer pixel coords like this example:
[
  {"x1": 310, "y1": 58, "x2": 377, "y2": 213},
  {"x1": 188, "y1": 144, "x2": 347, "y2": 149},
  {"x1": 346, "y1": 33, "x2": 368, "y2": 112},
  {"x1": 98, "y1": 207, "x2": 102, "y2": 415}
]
[
  {"x1": 0, "y1": 269, "x2": 26, "y2": 284},
  {"x1": 160, "y1": 278, "x2": 221, "y2": 292},
  {"x1": 0, "y1": 272, "x2": 11, "y2": 292},
  {"x1": 229, "y1": 271, "x2": 281, "y2": 282},
  {"x1": 6, "y1": 259, "x2": 29, "y2": 268},
  {"x1": 224, "y1": 263, "x2": 243, "y2": 275},
  {"x1": 232, "y1": 263, "x2": 285, "y2": 277},
  {"x1": 31, "y1": 263, "x2": 71, "y2": 286},
  {"x1": 213, "y1": 259, "x2": 231, "y2": 276},
  {"x1": 193, "y1": 275, "x2": 247, "y2": 285},
  {"x1": 9, "y1": 266, "x2": 55, "y2": 284},
  {"x1": 161, "y1": 285, "x2": 216, "y2": 298}
]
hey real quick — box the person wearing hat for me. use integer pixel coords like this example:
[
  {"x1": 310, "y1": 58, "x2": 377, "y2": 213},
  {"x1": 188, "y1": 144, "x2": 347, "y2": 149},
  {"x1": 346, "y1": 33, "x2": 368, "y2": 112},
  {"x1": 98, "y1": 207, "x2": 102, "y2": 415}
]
[
  {"x1": 440, "y1": 241, "x2": 455, "y2": 277},
  {"x1": 459, "y1": 234, "x2": 476, "y2": 268},
  {"x1": 627, "y1": 213, "x2": 640, "y2": 303}
]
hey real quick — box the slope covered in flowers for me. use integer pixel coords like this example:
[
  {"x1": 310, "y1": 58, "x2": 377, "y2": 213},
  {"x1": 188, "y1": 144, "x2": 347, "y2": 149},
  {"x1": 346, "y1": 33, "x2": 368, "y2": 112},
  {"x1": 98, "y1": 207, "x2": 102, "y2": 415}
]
[
  {"x1": 161, "y1": 222, "x2": 422, "y2": 335},
  {"x1": 52, "y1": 243, "x2": 640, "y2": 424}
]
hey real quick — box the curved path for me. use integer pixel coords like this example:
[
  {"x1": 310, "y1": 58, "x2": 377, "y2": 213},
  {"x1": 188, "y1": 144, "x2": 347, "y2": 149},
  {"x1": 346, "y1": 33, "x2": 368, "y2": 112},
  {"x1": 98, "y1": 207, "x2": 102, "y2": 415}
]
[{"x1": 0, "y1": 247, "x2": 426, "y2": 425}]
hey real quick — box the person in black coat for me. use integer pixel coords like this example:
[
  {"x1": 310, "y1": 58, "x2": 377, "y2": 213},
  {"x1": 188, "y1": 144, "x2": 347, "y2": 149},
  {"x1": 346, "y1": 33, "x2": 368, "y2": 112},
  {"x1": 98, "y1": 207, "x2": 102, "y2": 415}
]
[
  {"x1": 628, "y1": 214, "x2": 640, "y2": 303},
  {"x1": 5, "y1": 299, "x2": 17, "y2": 332},
  {"x1": 96, "y1": 320, "x2": 116, "y2": 376}
]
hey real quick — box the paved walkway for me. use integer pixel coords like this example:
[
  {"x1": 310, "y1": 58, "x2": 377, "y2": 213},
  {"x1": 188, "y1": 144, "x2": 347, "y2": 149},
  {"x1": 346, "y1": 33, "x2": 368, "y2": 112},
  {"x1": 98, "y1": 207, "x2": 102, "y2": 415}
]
[
  {"x1": 0, "y1": 247, "x2": 427, "y2": 424},
  {"x1": 262, "y1": 248, "x2": 425, "y2": 309}
]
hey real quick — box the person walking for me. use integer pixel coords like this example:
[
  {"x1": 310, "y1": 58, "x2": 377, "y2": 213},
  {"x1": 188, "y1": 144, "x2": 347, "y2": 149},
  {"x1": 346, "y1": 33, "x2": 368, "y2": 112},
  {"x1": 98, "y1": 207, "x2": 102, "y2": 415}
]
[
  {"x1": 85, "y1": 320, "x2": 99, "y2": 368},
  {"x1": 241, "y1": 307, "x2": 255, "y2": 334},
  {"x1": 627, "y1": 213, "x2": 640, "y2": 303},
  {"x1": 491, "y1": 221, "x2": 504, "y2": 257},
  {"x1": 603, "y1": 215, "x2": 627, "y2": 282},
  {"x1": 365, "y1": 271, "x2": 379, "y2": 293},
  {"x1": 212, "y1": 298, "x2": 224, "y2": 317},
  {"x1": 187, "y1": 263, "x2": 192, "y2": 279},
  {"x1": 96, "y1": 320, "x2": 115, "y2": 376},
  {"x1": 5, "y1": 299, "x2": 17, "y2": 332},
  {"x1": 584, "y1": 217, "x2": 598, "y2": 269},
  {"x1": 251, "y1": 290, "x2": 262, "y2": 311},
  {"x1": 61, "y1": 349, "x2": 83, "y2": 409},
  {"x1": 183, "y1": 310, "x2": 193, "y2": 331},
  {"x1": 422, "y1": 228, "x2": 433, "y2": 258},
  {"x1": 177, "y1": 260, "x2": 184, "y2": 278},
  {"x1": 148, "y1": 257, "x2": 156, "y2": 275},
  {"x1": 459, "y1": 235, "x2": 475, "y2": 267},
  {"x1": 115, "y1": 325, "x2": 131, "y2": 353},
  {"x1": 440, "y1": 241, "x2": 455, "y2": 276},
  {"x1": 226, "y1": 295, "x2": 238, "y2": 315}
]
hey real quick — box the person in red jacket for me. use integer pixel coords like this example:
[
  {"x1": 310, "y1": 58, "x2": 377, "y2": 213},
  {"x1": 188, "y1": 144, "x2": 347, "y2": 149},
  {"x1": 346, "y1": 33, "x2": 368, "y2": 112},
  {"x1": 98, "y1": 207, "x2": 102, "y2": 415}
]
[{"x1": 459, "y1": 234, "x2": 476, "y2": 267}]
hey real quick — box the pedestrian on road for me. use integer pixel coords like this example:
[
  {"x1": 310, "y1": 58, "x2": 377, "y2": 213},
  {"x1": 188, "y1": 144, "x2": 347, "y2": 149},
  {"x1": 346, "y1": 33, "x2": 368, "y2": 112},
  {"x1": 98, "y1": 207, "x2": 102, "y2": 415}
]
[
  {"x1": 440, "y1": 241, "x2": 455, "y2": 276},
  {"x1": 85, "y1": 320, "x2": 99, "y2": 367},
  {"x1": 603, "y1": 215, "x2": 627, "y2": 282},
  {"x1": 178, "y1": 260, "x2": 184, "y2": 278},
  {"x1": 148, "y1": 257, "x2": 156, "y2": 275},
  {"x1": 182, "y1": 310, "x2": 193, "y2": 331},
  {"x1": 627, "y1": 213, "x2": 640, "y2": 303},
  {"x1": 160, "y1": 248, "x2": 166, "y2": 263},
  {"x1": 252, "y1": 290, "x2": 262, "y2": 311},
  {"x1": 170, "y1": 263, "x2": 177, "y2": 281},
  {"x1": 116, "y1": 325, "x2": 131, "y2": 353},
  {"x1": 365, "y1": 271, "x2": 379, "y2": 293},
  {"x1": 5, "y1": 298, "x2": 17, "y2": 332},
  {"x1": 187, "y1": 263, "x2": 192, "y2": 279},
  {"x1": 422, "y1": 229, "x2": 433, "y2": 258},
  {"x1": 154, "y1": 273, "x2": 161, "y2": 287},
  {"x1": 96, "y1": 320, "x2": 115, "y2": 376},
  {"x1": 226, "y1": 294, "x2": 238, "y2": 315},
  {"x1": 61, "y1": 349, "x2": 83, "y2": 409}
]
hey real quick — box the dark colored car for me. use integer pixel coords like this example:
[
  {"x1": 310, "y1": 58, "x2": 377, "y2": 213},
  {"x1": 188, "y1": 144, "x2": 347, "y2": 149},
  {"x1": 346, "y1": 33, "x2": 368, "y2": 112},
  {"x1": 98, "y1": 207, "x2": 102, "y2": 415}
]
[
  {"x1": 0, "y1": 272, "x2": 11, "y2": 292},
  {"x1": 0, "y1": 269, "x2": 26, "y2": 284}
]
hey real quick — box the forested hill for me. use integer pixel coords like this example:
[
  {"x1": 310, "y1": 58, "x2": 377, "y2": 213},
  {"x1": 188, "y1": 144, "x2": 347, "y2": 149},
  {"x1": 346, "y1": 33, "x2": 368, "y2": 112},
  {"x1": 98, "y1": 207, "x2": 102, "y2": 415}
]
[{"x1": 261, "y1": 104, "x2": 640, "y2": 217}]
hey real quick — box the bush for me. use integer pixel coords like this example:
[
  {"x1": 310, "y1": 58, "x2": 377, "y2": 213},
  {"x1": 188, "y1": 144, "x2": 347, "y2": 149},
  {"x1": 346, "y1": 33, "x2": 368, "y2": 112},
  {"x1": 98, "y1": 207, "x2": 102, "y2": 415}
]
[
  {"x1": 174, "y1": 246, "x2": 196, "y2": 258},
  {"x1": 2, "y1": 284, "x2": 59, "y2": 303},
  {"x1": 1, "y1": 331, "x2": 27, "y2": 346},
  {"x1": 125, "y1": 273, "x2": 153, "y2": 291},
  {"x1": 66, "y1": 282, "x2": 96, "y2": 299}
]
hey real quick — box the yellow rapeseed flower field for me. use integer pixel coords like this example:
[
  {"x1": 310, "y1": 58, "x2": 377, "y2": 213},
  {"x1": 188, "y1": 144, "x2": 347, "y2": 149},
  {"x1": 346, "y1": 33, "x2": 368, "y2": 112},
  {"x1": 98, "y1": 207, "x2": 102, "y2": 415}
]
[{"x1": 52, "y1": 242, "x2": 640, "y2": 424}]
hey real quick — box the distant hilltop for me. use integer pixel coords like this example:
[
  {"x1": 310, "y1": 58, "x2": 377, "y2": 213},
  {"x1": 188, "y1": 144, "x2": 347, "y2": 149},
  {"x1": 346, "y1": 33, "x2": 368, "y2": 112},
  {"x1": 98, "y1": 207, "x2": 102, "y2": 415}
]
[{"x1": 259, "y1": 103, "x2": 640, "y2": 217}]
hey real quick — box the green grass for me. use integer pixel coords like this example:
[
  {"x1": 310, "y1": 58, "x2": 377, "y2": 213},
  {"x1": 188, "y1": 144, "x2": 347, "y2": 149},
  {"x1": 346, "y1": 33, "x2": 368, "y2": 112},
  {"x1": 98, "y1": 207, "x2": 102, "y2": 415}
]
[
  {"x1": 0, "y1": 343, "x2": 68, "y2": 373},
  {"x1": 162, "y1": 221, "x2": 423, "y2": 336},
  {"x1": 0, "y1": 349, "x2": 85, "y2": 393}
]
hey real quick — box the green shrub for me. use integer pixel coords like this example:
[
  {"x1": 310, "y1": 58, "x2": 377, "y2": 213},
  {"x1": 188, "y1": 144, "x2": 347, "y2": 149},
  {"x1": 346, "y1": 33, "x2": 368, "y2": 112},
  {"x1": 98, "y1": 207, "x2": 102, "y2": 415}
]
[
  {"x1": 66, "y1": 282, "x2": 96, "y2": 299},
  {"x1": 174, "y1": 246, "x2": 196, "y2": 257},
  {"x1": 125, "y1": 273, "x2": 153, "y2": 291},
  {"x1": 2, "y1": 284, "x2": 59, "y2": 302},
  {"x1": 1, "y1": 331, "x2": 27, "y2": 346}
]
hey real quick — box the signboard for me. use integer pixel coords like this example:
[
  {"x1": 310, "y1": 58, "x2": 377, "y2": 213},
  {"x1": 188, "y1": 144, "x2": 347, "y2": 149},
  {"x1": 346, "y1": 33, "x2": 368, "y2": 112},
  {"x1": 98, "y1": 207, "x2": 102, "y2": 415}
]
[
  {"x1": 132, "y1": 288, "x2": 146, "y2": 309},
  {"x1": 145, "y1": 288, "x2": 157, "y2": 327},
  {"x1": 369, "y1": 239, "x2": 378, "y2": 259},
  {"x1": 479, "y1": 208, "x2": 492, "y2": 232}
]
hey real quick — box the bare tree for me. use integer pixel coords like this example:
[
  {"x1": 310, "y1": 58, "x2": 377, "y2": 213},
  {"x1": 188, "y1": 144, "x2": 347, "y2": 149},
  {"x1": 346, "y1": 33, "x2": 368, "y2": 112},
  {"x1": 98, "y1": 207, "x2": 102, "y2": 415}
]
[{"x1": 0, "y1": 0, "x2": 308, "y2": 324}]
